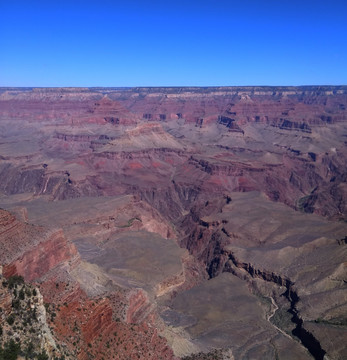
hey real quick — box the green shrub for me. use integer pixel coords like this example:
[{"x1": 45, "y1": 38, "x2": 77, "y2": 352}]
[
  {"x1": 19, "y1": 288, "x2": 25, "y2": 300},
  {"x1": 12, "y1": 299, "x2": 20, "y2": 310},
  {"x1": 37, "y1": 350, "x2": 49, "y2": 360},
  {"x1": 8, "y1": 275, "x2": 24, "y2": 289},
  {"x1": 0, "y1": 339, "x2": 21, "y2": 360},
  {"x1": 6, "y1": 314, "x2": 15, "y2": 326},
  {"x1": 24, "y1": 341, "x2": 34, "y2": 358}
]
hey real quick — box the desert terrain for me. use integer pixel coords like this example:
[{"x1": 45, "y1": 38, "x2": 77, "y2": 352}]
[{"x1": 0, "y1": 86, "x2": 346, "y2": 359}]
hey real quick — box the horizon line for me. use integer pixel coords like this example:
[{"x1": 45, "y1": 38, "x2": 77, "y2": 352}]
[{"x1": 1, "y1": 85, "x2": 347, "y2": 90}]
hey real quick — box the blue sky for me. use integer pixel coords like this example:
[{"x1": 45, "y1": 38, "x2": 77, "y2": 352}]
[{"x1": 0, "y1": 0, "x2": 346, "y2": 86}]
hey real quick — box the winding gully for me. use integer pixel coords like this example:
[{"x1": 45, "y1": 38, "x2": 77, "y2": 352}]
[{"x1": 224, "y1": 252, "x2": 327, "y2": 360}]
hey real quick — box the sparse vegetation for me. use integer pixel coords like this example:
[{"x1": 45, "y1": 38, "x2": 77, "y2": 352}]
[
  {"x1": 115, "y1": 217, "x2": 142, "y2": 228},
  {"x1": 181, "y1": 349, "x2": 230, "y2": 360},
  {"x1": 314, "y1": 317, "x2": 347, "y2": 326},
  {"x1": 0, "y1": 339, "x2": 21, "y2": 360},
  {"x1": 7, "y1": 275, "x2": 24, "y2": 289},
  {"x1": 0, "y1": 277, "x2": 69, "y2": 359},
  {"x1": 6, "y1": 315, "x2": 15, "y2": 326},
  {"x1": 37, "y1": 350, "x2": 49, "y2": 360}
]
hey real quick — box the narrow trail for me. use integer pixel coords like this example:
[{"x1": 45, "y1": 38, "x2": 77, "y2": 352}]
[
  {"x1": 42, "y1": 176, "x2": 50, "y2": 193},
  {"x1": 267, "y1": 296, "x2": 293, "y2": 340}
]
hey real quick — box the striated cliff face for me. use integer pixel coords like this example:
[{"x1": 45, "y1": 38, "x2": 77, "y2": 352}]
[
  {"x1": 0, "y1": 208, "x2": 78, "y2": 282},
  {"x1": 3, "y1": 229, "x2": 78, "y2": 281},
  {"x1": 1, "y1": 87, "x2": 347, "y2": 219},
  {"x1": 126, "y1": 289, "x2": 155, "y2": 324},
  {"x1": 1, "y1": 86, "x2": 346, "y2": 131},
  {"x1": 0, "y1": 208, "x2": 179, "y2": 359},
  {"x1": 38, "y1": 281, "x2": 177, "y2": 360}
]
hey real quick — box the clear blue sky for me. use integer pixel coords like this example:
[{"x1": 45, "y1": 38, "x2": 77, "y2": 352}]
[{"x1": 0, "y1": 0, "x2": 346, "y2": 87}]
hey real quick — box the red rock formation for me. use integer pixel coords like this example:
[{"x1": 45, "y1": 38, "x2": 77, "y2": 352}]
[
  {"x1": 3, "y1": 229, "x2": 78, "y2": 281},
  {"x1": 0, "y1": 208, "x2": 178, "y2": 359},
  {"x1": 43, "y1": 286, "x2": 177, "y2": 360},
  {"x1": 0, "y1": 209, "x2": 45, "y2": 264},
  {"x1": 1, "y1": 87, "x2": 347, "y2": 219},
  {"x1": 126, "y1": 289, "x2": 154, "y2": 324},
  {"x1": 0, "y1": 207, "x2": 77, "y2": 282}
]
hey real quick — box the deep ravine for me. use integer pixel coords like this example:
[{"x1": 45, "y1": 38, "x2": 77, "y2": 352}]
[{"x1": 225, "y1": 252, "x2": 327, "y2": 360}]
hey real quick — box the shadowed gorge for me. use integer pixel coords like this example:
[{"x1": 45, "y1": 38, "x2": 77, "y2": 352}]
[{"x1": 0, "y1": 86, "x2": 346, "y2": 360}]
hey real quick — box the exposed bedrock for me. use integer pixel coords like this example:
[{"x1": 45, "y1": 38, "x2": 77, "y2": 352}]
[
  {"x1": 0, "y1": 208, "x2": 179, "y2": 359},
  {"x1": 0, "y1": 209, "x2": 79, "y2": 282},
  {"x1": 39, "y1": 281, "x2": 177, "y2": 360},
  {"x1": 134, "y1": 183, "x2": 202, "y2": 221},
  {"x1": 1, "y1": 110, "x2": 346, "y2": 221},
  {"x1": 3, "y1": 229, "x2": 78, "y2": 281},
  {"x1": 126, "y1": 289, "x2": 155, "y2": 324},
  {"x1": 1, "y1": 146, "x2": 344, "y2": 222},
  {"x1": 102, "y1": 86, "x2": 347, "y2": 126},
  {"x1": 182, "y1": 222, "x2": 328, "y2": 359},
  {"x1": 0, "y1": 163, "x2": 45, "y2": 195},
  {"x1": 0, "y1": 87, "x2": 347, "y2": 359}
]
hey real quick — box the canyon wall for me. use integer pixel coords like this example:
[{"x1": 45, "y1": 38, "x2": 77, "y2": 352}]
[{"x1": 0, "y1": 87, "x2": 346, "y2": 359}]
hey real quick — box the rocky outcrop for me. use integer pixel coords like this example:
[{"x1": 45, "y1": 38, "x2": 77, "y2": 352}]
[
  {"x1": 0, "y1": 164, "x2": 45, "y2": 195},
  {"x1": 0, "y1": 275, "x2": 70, "y2": 359},
  {"x1": 0, "y1": 208, "x2": 178, "y2": 359},
  {"x1": 156, "y1": 252, "x2": 207, "y2": 298},
  {"x1": 126, "y1": 289, "x2": 155, "y2": 324},
  {"x1": 1, "y1": 87, "x2": 347, "y2": 219},
  {"x1": 0, "y1": 209, "x2": 45, "y2": 263},
  {"x1": 3, "y1": 229, "x2": 78, "y2": 281},
  {"x1": 0, "y1": 276, "x2": 12, "y2": 317},
  {"x1": 0, "y1": 208, "x2": 78, "y2": 282},
  {"x1": 109, "y1": 86, "x2": 347, "y2": 128},
  {"x1": 47, "y1": 288, "x2": 177, "y2": 360},
  {"x1": 55, "y1": 132, "x2": 115, "y2": 143},
  {"x1": 273, "y1": 119, "x2": 312, "y2": 133}
]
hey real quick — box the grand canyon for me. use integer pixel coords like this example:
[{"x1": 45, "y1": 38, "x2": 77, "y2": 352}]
[{"x1": 0, "y1": 86, "x2": 346, "y2": 360}]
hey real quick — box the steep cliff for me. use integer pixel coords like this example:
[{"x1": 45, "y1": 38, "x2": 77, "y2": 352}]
[{"x1": 0, "y1": 208, "x2": 180, "y2": 359}]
